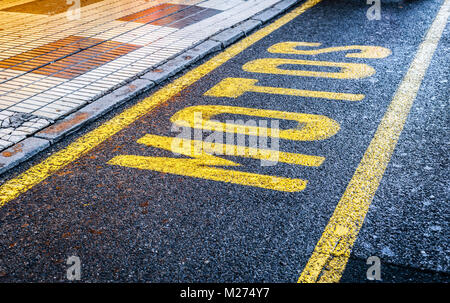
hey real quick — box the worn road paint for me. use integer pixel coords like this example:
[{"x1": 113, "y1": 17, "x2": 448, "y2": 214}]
[
  {"x1": 242, "y1": 58, "x2": 375, "y2": 79},
  {"x1": 171, "y1": 105, "x2": 340, "y2": 141},
  {"x1": 108, "y1": 102, "x2": 336, "y2": 192},
  {"x1": 108, "y1": 134, "x2": 316, "y2": 192},
  {"x1": 0, "y1": 0, "x2": 322, "y2": 207},
  {"x1": 204, "y1": 77, "x2": 365, "y2": 101},
  {"x1": 298, "y1": 0, "x2": 450, "y2": 283},
  {"x1": 268, "y1": 42, "x2": 391, "y2": 59}
]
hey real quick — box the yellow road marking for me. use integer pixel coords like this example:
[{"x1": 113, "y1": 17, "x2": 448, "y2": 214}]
[
  {"x1": 0, "y1": 0, "x2": 322, "y2": 207},
  {"x1": 171, "y1": 105, "x2": 340, "y2": 141},
  {"x1": 109, "y1": 103, "x2": 338, "y2": 192},
  {"x1": 268, "y1": 42, "x2": 391, "y2": 59},
  {"x1": 108, "y1": 134, "x2": 317, "y2": 192},
  {"x1": 204, "y1": 77, "x2": 365, "y2": 101},
  {"x1": 242, "y1": 58, "x2": 375, "y2": 79},
  {"x1": 298, "y1": 0, "x2": 450, "y2": 283}
]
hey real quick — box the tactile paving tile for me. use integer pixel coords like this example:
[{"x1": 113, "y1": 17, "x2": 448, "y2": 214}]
[
  {"x1": 0, "y1": 0, "x2": 283, "y2": 150},
  {"x1": 1, "y1": 0, "x2": 105, "y2": 15},
  {"x1": 0, "y1": 36, "x2": 141, "y2": 79},
  {"x1": 118, "y1": 3, "x2": 221, "y2": 28}
]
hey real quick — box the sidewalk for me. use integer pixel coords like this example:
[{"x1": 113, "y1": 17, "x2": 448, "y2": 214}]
[{"x1": 0, "y1": 0, "x2": 301, "y2": 174}]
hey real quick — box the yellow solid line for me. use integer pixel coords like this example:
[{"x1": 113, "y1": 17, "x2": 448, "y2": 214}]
[
  {"x1": 0, "y1": 0, "x2": 322, "y2": 207},
  {"x1": 298, "y1": 0, "x2": 450, "y2": 283}
]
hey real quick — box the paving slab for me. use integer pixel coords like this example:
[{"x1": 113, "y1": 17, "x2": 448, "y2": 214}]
[
  {"x1": 35, "y1": 79, "x2": 154, "y2": 143},
  {"x1": 211, "y1": 27, "x2": 246, "y2": 47},
  {"x1": 0, "y1": 0, "x2": 303, "y2": 174},
  {"x1": 0, "y1": 137, "x2": 50, "y2": 175}
]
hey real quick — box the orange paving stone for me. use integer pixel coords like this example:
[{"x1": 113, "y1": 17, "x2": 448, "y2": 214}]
[
  {"x1": 0, "y1": 0, "x2": 283, "y2": 146},
  {"x1": 118, "y1": 3, "x2": 221, "y2": 28},
  {"x1": 0, "y1": 36, "x2": 141, "y2": 79},
  {"x1": 2, "y1": 0, "x2": 105, "y2": 15}
]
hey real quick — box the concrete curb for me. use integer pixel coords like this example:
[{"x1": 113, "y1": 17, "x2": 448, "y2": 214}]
[
  {"x1": 252, "y1": 8, "x2": 283, "y2": 23},
  {"x1": 234, "y1": 19, "x2": 263, "y2": 35},
  {"x1": 0, "y1": 137, "x2": 50, "y2": 175},
  {"x1": 211, "y1": 27, "x2": 245, "y2": 47},
  {"x1": 141, "y1": 40, "x2": 222, "y2": 83},
  {"x1": 0, "y1": 0, "x2": 303, "y2": 177},
  {"x1": 34, "y1": 79, "x2": 155, "y2": 144}
]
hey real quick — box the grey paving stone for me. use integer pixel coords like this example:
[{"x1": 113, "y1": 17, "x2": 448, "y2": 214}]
[
  {"x1": 36, "y1": 119, "x2": 50, "y2": 126},
  {"x1": 0, "y1": 3, "x2": 297, "y2": 176},
  {"x1": 109, "y1": 79, "x2": 154, "y2": 100},
  {"x1": 5, "y1": 135, "x2": 26, "y2": 143},
  {"x1": 11, "y1": 130, "x2": 28, "y2": 137},
  {"x1": 0, "y1": 137, "x2": 50, "y2": 175},
  {"x1": 210, "y1": 27, "x2": 245, "y2": 47},
  {"x1": 35, "y1": 79, "x2": 154, "y2": 143},
  {"x1": 141, "y1": 41, "x2": 222, "y2": 84},
  {"x1": 0, "y1": 139, "x2": 13, "y2": 150},
  {"x1": 274, "y1": 0, "x2": 300, "y2": 11},
  {"x1": 0, "y1": 118, "x2": 10, "y2": 128},
  {"x1": 252, "y1": 8, "x2": 283, "y2": 23},
  {"x1": 234, "y1": 19, "x2": 263, "y2": 35},
  {"x1": 0, "y1": 129, "x2": 12, "y2": 135},
  {"x1": 0, "y1": 110, "x2": 14, "y2": 117},
  {"x1": 141, "y1": 62, "x2": 186, "y2": 84},
  {"x1": 184, "y1": 40, "x2": 222, "y2": 60}
]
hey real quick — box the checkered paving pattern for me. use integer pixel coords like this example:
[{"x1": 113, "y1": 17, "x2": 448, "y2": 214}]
[
  {"x1": 2, "y1": 0, "x2": 105, "y2": 15},
  {"x1": 0, "y1": 0, "x2": 282, "y2": 150},
  {"x1": 118, "y1": 3, "x2": 221, "y2": 28},
  {"x1": 0, "y1": 35, "x2": 142, "y2": 79}
]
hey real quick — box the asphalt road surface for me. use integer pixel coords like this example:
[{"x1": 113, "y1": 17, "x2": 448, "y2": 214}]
[{"x1": 0, "y1": 0, "x2": 448, "y2": 283}]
